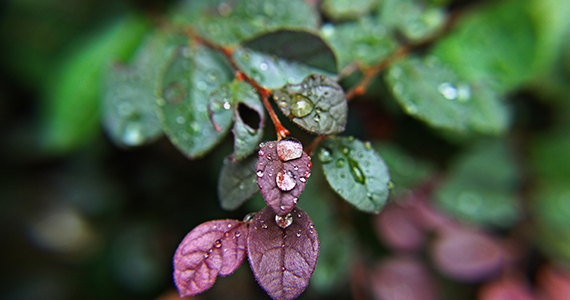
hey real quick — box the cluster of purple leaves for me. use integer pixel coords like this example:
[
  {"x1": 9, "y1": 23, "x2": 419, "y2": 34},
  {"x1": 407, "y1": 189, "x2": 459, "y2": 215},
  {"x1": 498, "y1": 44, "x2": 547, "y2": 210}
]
[{"x1": 173, "y1": 138, "x2": 319, "y2": 300}]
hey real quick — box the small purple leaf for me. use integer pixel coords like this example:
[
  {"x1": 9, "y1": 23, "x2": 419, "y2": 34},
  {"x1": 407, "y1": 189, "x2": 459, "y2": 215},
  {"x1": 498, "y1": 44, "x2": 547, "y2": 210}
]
[
  {"x1": 173, "y1": 220, "x2": 248, "y2": 297},
  {"x1": 247, "y1": 206, "x2": 319, "y2": 300},
  {"x1": 256, "y1": 140, "x2": 312, "y2": 215}
]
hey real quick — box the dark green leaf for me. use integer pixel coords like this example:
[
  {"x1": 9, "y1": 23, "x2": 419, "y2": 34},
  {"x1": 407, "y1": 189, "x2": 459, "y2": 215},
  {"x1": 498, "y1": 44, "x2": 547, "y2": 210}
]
[
  {"x1": 322, "y1": 0, "x2": 380, "y2": 21},
  {"x1": 157, "y1": 44, "x2": 233, "y2": 159},
  {"x1": 102, "y1": 33, "x2": 169, "y2": 147},
  {"x1": 431, "y1": 0, "x2": 537, "y2": 92},
  {"x1": 233, "y1": 30, "x2": 338, "y2": 89},
  {"x1": 218, "y1": 154, "x2": 260, "y2": 210},
  {"x1": 434, "y1": 140, "x2": 521, "y2": 228},
  {"x1": 273, "y1": 74, "x2": 347, "y2": 135},
  {"x1": 321, "y1": 17, "x2": 398, "y2": 70},
  {"x1": 40, "y1": 14, "x2": 150, "y2": 154},
  {"x1": 172, "y1": 0, "x2": 319, "y2": 46},
  {"x1": 530, "y1": 127, "x2": 570, "y2": 182},
  {"x1": 378, "y1": 0, "x2": 447, "y2": 42},
  {"x1": 319, "y1": 136, "x2": 391, "y2": 213},
  {"x1": 385, "y1": 56, "x2": 510, "y2": 134}
]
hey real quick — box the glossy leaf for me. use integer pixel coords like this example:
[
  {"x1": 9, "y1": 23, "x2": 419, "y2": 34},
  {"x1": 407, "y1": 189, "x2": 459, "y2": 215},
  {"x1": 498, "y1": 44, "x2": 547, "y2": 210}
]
[
  {"x1": 234, "y1": 30, "x2": 338, "y2": 89},
  {"x1": 172, "y1": 0, "x2": 319, "y2": 46},
  {"x1": 174, "y1": 220, "x2": 248, "y2": 297},
  {"x1": 319, "y1": 136, "x2": 391, "y2": 213},
  {"x1": 434, "y1": 140, "x2": 521, "y2": 228},
  {"x1": 101, "y1": 33, "x2": 168, "y2": 147},
  {"x1": 385, "y1": 56, "x2": 510, "y2": 134},
  {"x1": 256, "y1": 140, "x2": 312, "y2": 216},
  {"x1": 378, "y1": 0, "x2": 447, "y2": 42},
  {"x1": 40, "y1": 14, "x2": 150, "y2": 154},
  {"x1": 273, "y1": 74, "x2": 347, "y2": 135},
  {"x1": 247, "y1": 206, "x2": 319, "y2": 300},
  {"x1": 322, "y1": 0, "x2": 379, "y2": 21},
  {"x1": 157, "y1": 44, "x2": 233, "y2": 159},
  {"x1": 321, "y1": 17, "x2": 398, "y2": 70},
  {"x1": 431, "y1": 0, "x2": 538, "y2": 92},
  {"x1": 218, "y1": 154, "x2": 260, "y2": 211}
]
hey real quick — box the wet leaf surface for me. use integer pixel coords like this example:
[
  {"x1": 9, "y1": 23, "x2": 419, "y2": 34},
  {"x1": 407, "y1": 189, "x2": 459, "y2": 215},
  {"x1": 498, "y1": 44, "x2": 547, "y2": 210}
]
[
  {"x1": 256, "y1": 140, "x2": 312, "y2": 216},
  {"x1": 174, "y1": 220, "x2": 248, "y2": 297},
  {"x1": 218, "y1": 154, "x2": 260, "y2": 211},
  {"x1": 273, "y1": 74, "x2": 347, "y2": 135},
  {"x1": 234, "y1": 30, "x2": 337, "y2": 89},
  {"x1": 319, "y1": 136, "x2": 390, "y2": 213},
  {"x1": 321, "y1": 0, "x2": 379, "y2": 21},
  {"x1": 247, "y1": 206, "x2": 319, "y2": 300},
  {"x1": 102, "y1": 33, "x2": 167, "y2": 147},
  {"x1": 385, "y1": 56, "x2": 510, "y2": 134},
  {"x1": 157, "y1": 44, "x2": 233, "y2": 159},
  {"x1": 321, "y1": 17, "x2": 398, "y2": 70},
  {"x1": 434, "y1": 140, "x2": 521, "y2": 228},
  {"x1": 378, "y1": 0, "x2": 447, "y2": 42},
  {"x1": 172, "y1": 0, "x2": 319, "y2": 46}
]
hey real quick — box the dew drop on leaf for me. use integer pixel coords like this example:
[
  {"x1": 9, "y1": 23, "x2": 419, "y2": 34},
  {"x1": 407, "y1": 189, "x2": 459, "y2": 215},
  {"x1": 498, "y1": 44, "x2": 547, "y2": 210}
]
[
  {"x1": 318, "y1": 148, "x2": 333, "y2": 163},
  {"x1": 275, "y1": 212, "x2": 293, "y2": 229},
  {"x1": 256, "y1": 170, "x2": 264, "y2": 177},
  {"x1": 349, "y1": 160, "x2": 365, "y2": 184},
  {"x1": 291, "y1": 95, "x2": 314, "y2": 117},
  {"x1": 277, "y1": 138, "x2": 303, "y2": 161},
  {"x1": 276, "y1": 170, "x2": 296, "y2": 191},
  {"x1": 336, "y1": 158, "x2": 345, "y2": 167}
]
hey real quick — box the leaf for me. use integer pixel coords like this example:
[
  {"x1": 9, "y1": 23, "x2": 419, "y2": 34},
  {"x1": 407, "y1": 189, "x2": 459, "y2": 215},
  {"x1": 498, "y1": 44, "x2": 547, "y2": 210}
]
[
  {"x1": 434, "y1": 140, "x2": 521, "y2": 228},
  {"x1": 256, "y1": 139, "x2": 312, "y2": 216},
  {"x1": 321, "y1": 17, "x2": 398, "y2": 70},
  {"x1": 233, "y1": 30, "x2": 338, "y2": 89},
  {"x1": 172, "y1": 0, "x2": 319, "y2": 46},
  {"x1": 321, "y1": 0, "x2": 380, "y2": 21},
  {"x1": 431, "y1": 0, "x2": 538, "y2": 93},
  {"x1": 156, "y1": 44, "x2": 233, "y2": 159},
  {"x1": 318, "y1": 136, "x2": 391, "y2": 213},
  {"x1": 371, "y1": 257, "x2": 439, "y2": 300},
  {"x1": 247, "y1": 206, "x2": 319, "y2": 300},
  {"x1": 173, "y1": 220, "x2": 248, "y2": 297},
  {"x1": 378, "y1": 0, "x2": 447, "y2": 42},
  {"x1": 40, "y1": 14, "x2": 150, "y2": 154},
  {"x1": 385, "y1": 56, "x2": 510, "y2": 134},
  {"x1": 218, "y1": 154, "x2": 260, "y2": 211},
  {"x1": 101, "y1": 33, "x2": 168, "y2": 147},
  {"x1": 273, "y1": 74, "x2": 347, "y2": 135}
]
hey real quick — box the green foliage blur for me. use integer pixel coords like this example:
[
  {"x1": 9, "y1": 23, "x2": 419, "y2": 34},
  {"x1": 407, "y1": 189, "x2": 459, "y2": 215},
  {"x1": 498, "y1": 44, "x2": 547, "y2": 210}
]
[{"x1": 2, "y1": 0, "x2": 570, "y2": 299}]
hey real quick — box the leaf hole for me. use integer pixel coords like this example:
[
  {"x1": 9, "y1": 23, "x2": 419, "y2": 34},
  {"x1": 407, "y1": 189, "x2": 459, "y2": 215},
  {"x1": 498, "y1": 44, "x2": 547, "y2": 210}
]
[{"x1": 237, "y1": 103, "x2": 261, "y2": 130}]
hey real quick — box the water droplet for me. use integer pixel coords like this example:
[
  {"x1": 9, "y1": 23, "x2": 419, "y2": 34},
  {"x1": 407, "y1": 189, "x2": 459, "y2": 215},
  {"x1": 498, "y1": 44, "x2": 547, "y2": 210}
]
[
  {"x1": 275, "y1": 213, "x2": 293, "y2": 228},
  {"x1": 222, "y1": 101, "x2": 231, "y2": 110},
  {"x1": 235, "y1": 231, "x2": 241, "y2": 237},
  {"x1": 163, "y1": 82, "x2": 185, "y2": 103},
  {"x1": 203, "y1": 253, "x2": 209, "y2": 258},
  {"x1": 281, "y1": 266, "x2": 286, "y2": 272},
  {"x1": 349, "y1": 160, "x2": 365, "y2": 184},
  {"x1": 176, "y1": 116, "x2": 185, "y2": 124},
  {"x1": 313, "y1": 114, "x2": 320, "y2": 122},
  {"x1": 337, "y1": 158, "x2": 345, "y2": 167},
  {"x1": 293, "y1": 197, "x2": 298, "y2": 204},
  {"x1": 224, "y1": 232, "x2": 230, "y2": 237},
  {"x1": 280, "y1": 205, "x2": 286, "y2": 211},
  {"x1": 258, "y1": 149, "x2": 264, "y2": 156},
  {"x1": 340, "y1": 145, "x2": 350, "y2": 155},
  {"x1": 293, "y1": 165, "x2": 299, "y2": 170},
  {"x1": 207, "y1": 70, "x2": 220, "y2": 82},
  {"x1": 318, "y1": 148, "x2": 333, "y2": 163},
  {"x1": 297, "y1": 213, "x2": 302, "y2": 218},
  {"x1": 277, "y1": 138, "x2": 303, "y2": 161},
  {"x1": 243, "y1": 212, "x2": 256, "y2": 222},
  {"x1": 364, "y1": 141, "x2": 372, "y2": 149},
  {"x1": 256, "y1": 170, "x2": 264, "y2": 177},
  {"x1": 321, "y1": 23, "x2": 335, "y2": 37},
  {"x1": 276, "y1": 170, "x2": 296, "y2": 191},
  {"x1": 261, "y1": 223, "x2": 268, "y2": 229},
  {"x1": 268, "y1": 143, "x2": 274, "y2": 148},
  {"x1": 296, "y1": 230, "x2": 301, "y2": 237},
  {"x1": 388, "y1": 181, "x2": 395, "y2": 189},
  {"x1": 438, "y1": 82, "x2": 458, "y2": 100},
  {"x1": 227, "y1": 224, "x2": 232, "y2": 228},
  {"x1": 122, "y1": 123, "x2": 144, "y2": 146},
  {"x1": 196, "y1": 81, "x2": 208, "y2": 91},
  {"x1": 218, "y1": 2, "x2": 232, "y2": 16},
  {"x1": 239, "y1": 183, "x2": 245, "y2": 190},
  {"x1": 291, "y1": 95, "x2": 314, "y2": 117},
  {"x1": 214, "y1": 240, "x2": 222, "y2": 248},
  {"x1": 300, "y1": 177, "x2": 307, "y2": 183},
  {"x1": 259, "y1": 62, "x2": 268, "y2": 71}
]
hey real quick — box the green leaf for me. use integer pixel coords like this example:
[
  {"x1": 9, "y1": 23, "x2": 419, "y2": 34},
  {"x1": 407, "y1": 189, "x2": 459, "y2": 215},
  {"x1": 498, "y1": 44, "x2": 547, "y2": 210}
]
[
  {"x1": 233, "y1": 30, "x2": 338, "y2": 89},
  {"x1": 385, "y1": 56, "x2": 510, "y2": 134},
  {"x1": 218, "y1": 154, "x2": 260, "y2": 210},
  {"x1": 378, "y1": 0, "x2": 447, "y2": 42},
  {"x1": 434, "y1": 140, "x2": 521, "y2": 228},
  {"x1": 101, "y1": 32, "x2": 171, "y2": 147},
  {"x1": 321, "y1": 17, "x2": 398, "y2": 70},
  {"x1": 157, "y1": 44, "x2": 234, "y2": 159},
  {"x1": 318, "y1": 136, "x2": 391, "y2": 213},
  {"x1": 209, "y1": 80, "x2": 265, "y2": 161},
  {"x1": 431, "y1": 0, "x2": 538, "y2": 92},
  {"x1": 531, "y1": 180, "x2": 570, "y2": 265},
  {"x1": 273, "y1": 74, "x2": 347, "y2": 135},
  {"x1": 530, "y1": 125, "x2": 570, "y2": 182},
  {"x1": 321, "y1": 0, "x2": 379, "y2": 20},
  {"x1": 172, "y1": 0, "x2": 319, "y2": 46},
  {"x1": 40, "y1": 14, "x2": 150, "y2": 154}
]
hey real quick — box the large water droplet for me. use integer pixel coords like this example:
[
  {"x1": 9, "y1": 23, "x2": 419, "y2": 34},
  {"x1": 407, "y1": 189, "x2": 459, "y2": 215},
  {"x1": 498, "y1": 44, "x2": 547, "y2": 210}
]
[
  {"x1": 276, "y1": 170, "x2": 296, "y2": 191},
  {"x1": 349, "y1": 160, "x2": 365, "y2": 184},
  {"x1": 275, "y1": 213, "x2": 293, "y2": 228},
  {"x1": 214, "y1": 239, "x2": 222, "y2": 248},
  {"x1": 291, "y1": 95, "x2": 314, "y2": 117},
  {"x1": 438, "y1": 82, "x2": 458, "y2": 100},
  {"x1": 318, "y1": 148, "x2": 333, "y2": 163},
  {"x1": 256, "y1": 170, "x2": 264, "y2": 177},
  {"x1": 277, "y1": 138, "x2": 303, "y2": 161},
  {"x1": 243, "y1": 212, "x2": 256, "y2": 222},
  {"x1": 259, "y1": 62, "x2": 268, "y2": 71}
]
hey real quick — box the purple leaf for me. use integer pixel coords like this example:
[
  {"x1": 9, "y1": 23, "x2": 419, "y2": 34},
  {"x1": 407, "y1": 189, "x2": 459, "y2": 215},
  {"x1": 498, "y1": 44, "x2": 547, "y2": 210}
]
[
  {"x1": 247, "y1": 206, "x2": 319, "y2": 300},
  {"x1": 173, "y1": 220, "x2": 248, "y2": 297},
  {"x1": 256, "y1": 139, "x2": 312, "y2": 216}
]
